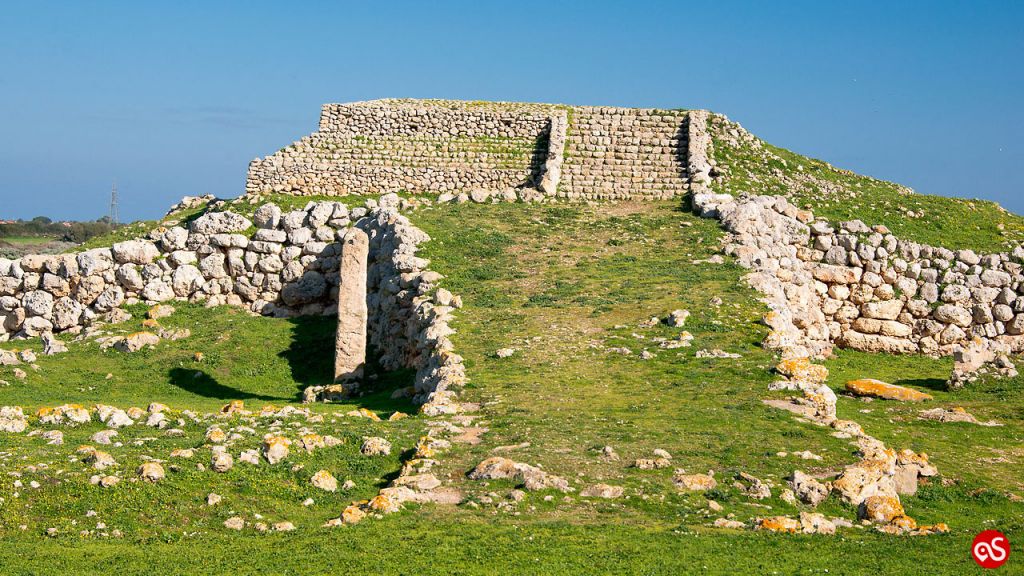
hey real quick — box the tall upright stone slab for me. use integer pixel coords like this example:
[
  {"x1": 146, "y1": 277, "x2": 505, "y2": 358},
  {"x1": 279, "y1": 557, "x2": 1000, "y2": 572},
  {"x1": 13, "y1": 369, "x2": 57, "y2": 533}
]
[{"x1": 335, "y1": 228, "x2": 369, "y2": 383}]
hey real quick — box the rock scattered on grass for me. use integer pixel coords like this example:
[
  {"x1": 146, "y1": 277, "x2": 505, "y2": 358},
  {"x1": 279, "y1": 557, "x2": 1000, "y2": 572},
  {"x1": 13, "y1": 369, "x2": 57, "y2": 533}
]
[
  {"x1": 672, "y1": 471, "x2": 717, "y2": 492},
  {"x1": 919, "y1": 407, "x2": 1000, "y2": 426},
  {"x1": 666, "y1": 309, "x2": 690, "y2": 327},
  {"x1": 137, "y1": 462, "x2": 165, "y2": 482},
  {"x1": 360, "y1": 436, "x2": 391, "y2": 456},
  {"x1": 580, "y1": 484, "x2": 624, "y2": 499},
  {"x1": 311, "y1": 470, "x2": 338, "y2": 492},
  {"x1": 845, "y1": 379, "x2": 932, "y2": 402}
]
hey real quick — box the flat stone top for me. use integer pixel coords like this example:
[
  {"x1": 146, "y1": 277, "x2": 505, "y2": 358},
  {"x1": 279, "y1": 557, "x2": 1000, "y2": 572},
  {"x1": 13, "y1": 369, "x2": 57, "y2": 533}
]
[{"x1": 323, "y1": 98, "x2": 697, "y2": 116}]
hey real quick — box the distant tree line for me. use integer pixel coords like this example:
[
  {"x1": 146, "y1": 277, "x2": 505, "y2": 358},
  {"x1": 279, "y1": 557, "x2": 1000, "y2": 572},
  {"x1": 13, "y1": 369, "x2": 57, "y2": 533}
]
[{"x1": 0, "y1": 216, "x2": 118, "y2": 244}]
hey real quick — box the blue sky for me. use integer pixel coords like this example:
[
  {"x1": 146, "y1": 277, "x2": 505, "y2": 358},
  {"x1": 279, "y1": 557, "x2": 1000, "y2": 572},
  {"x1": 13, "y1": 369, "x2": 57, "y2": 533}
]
[{"x1": 0, "y1": 0, "x2": 1021, "y2": 221}]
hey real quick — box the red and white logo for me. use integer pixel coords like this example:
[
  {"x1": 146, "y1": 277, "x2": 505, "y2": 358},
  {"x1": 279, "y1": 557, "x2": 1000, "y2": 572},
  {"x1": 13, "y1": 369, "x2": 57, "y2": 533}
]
[{"x1": 973, "y1": 530, "x2": 1011, "y2": 569}]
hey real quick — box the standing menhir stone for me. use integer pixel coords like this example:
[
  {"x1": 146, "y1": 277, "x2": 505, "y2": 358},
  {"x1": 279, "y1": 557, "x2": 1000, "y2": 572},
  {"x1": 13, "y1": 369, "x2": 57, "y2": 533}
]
[{"x1": 335, "y1": 228, "x2": 368, "y2": 385}]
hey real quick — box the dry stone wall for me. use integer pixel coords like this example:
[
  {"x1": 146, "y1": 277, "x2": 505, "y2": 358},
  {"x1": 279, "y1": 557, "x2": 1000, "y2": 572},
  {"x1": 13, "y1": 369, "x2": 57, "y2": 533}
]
[
  {"x1": 687, "y1": 113, "x2": 1024, "y2": 361},
  {"x1": 559, "y1": 107, "x2": 689, "y2": 200},
  {"x1": 0, "y1": 194, "x2": 464, "y2": 410},
  {"x1": 358, "y1": 203, "x2": 465, "y2": 414},
  {"x1": 246, "y1": 99, "x2": 699, "y2": 201},
  {"x1": 247, "y1": 100, "x2": 556, "y2": 197},
  {"x1": 695, "y1": 188, "x2": 1024, "y2": 360}
]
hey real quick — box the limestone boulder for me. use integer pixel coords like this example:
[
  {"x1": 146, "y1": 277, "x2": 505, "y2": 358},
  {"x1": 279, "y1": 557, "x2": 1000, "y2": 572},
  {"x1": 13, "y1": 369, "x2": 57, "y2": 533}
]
[
  {"x1": 112, "y1": 241, "x2": 160, "y2": 265},
  {"x1": 190, "y1": 211, "x2": 252, "y2": 235},
  {"x1": 845, "y1": 379, "x2": 932, "y2": 402}
]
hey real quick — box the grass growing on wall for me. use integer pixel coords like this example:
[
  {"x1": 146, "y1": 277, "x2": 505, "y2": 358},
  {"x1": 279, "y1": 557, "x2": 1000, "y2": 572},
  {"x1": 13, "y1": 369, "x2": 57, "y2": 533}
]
[{"x1": 712, "y1": 125, "x2": 1024, "y2": 253}]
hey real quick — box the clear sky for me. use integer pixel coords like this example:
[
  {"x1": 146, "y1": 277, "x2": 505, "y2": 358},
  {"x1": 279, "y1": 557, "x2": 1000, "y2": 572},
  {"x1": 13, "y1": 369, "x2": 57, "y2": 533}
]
[{"x1": 1, "y1": 0, "x2": 1021, "y2": 221}]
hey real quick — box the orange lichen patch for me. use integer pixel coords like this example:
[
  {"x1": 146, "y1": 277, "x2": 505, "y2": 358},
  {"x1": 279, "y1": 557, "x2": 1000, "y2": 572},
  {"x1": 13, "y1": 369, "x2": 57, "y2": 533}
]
[
  {"x1": 35, "y1": 407, "x2": 54, "y2": 418},
  {"x1": 260, "y1": 404, "x2": 278, "y2": 416},
  {"x1": 845, "y1": 379, "x2": 932, "y2": 402},
  {"x1": 672, "y1": 473, "x2": 717, "y2": 492},
  {"x1": 896, "y1": 449, "x2": 933, "y2": 468},
  {"x1": 388, "y1": 412, "x2": 409, "y2": 421},
  {"x1": 141, "y1": 319, "x2": 160, "y2": 329},
  {"x1": 861, "y1": 495, "x2": 905, "y2": 523},
  {"x1": 757, "y1": 516, "x2": 802, "y2": 533},
  {"x1": 341, "y1": 504, "x2": 366, "y2": 525},
  {"x1": 300, "y1": 433, "x2": 325, "y2": 452},
  {"x1": 265, "y1": 435, "x2": 289, "y2": 445},
  {"x1": 221, "y1": 400, "x2": 245, "y2": 414},
  {"x1": 891, "y1": 515, "x2": 918, "y2": 531},
  {"x1": 913, "y1": 523, "x2": 949, "y2": 535},
  {"x1": 345, "y1": 407, "x2": 381, "y2": 421},
  {"x1": 205, "y1": 428, "x2": 227, "y2": 443},
  {"x1": 776, "y1": 357, "x2": 828, "y2": 384},
  {"x1": 413, "y1": 436, "x2": 436, "y2": 459},
  {"x1": 367, "y1": 494, "x2": 400, "y2": 514}
]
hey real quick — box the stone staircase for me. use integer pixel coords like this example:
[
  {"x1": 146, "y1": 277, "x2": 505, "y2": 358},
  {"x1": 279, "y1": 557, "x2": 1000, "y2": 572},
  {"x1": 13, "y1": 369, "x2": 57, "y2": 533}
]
[{"x1": 559, "y1": 107, "x2": 689, "y2": 200}]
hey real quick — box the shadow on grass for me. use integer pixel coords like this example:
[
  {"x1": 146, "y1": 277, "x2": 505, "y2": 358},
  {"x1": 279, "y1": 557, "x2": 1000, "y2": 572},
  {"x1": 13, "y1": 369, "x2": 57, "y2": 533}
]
[
  {"x1": 167, "y1": 367, "x2": 285, "y2": 401},
  {"x1": 277, "y1": 315, "x2": 337, "y2": 396},
  {"x1": 894, "y1": 378, "x2": 948, "y2": 392},
  {"x1": 278, "y1": 313, "x2": 418, "y2": 410}
]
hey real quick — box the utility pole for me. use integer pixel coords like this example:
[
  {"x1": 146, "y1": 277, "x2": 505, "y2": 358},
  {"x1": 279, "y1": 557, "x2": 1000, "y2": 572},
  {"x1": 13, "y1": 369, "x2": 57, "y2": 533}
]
[{"x1": 109, "y1": 180, "x2": 119, "y2": 225}]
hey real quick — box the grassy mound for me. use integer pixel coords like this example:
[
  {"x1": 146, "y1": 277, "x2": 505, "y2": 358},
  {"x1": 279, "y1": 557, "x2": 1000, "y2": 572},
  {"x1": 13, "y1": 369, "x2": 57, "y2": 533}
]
[{"x1": 710, "y1": 115, "x2": 1024, "y2": 253}]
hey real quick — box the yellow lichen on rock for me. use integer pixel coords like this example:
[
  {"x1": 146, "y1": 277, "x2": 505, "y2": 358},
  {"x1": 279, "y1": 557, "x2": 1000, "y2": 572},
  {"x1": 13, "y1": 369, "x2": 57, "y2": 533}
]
[
  {"x1": 367, "y1": 494, "x2": 400, "y2": 514},
  {"x1": 860, "y1": 495, "x2": 905, "y2": 524},
  {"x1": 672, "y1": 472, "x2": 717, "y2": 492},
  {"x1": 757, "y1": 516, "x2": 802, "y2": 533},
  {"x1": 845, "y1": 379, "x2": 932, "y2": 402},
  {"x1": 776, "y1": 357, "x2": 828, "y2": 384},
  {"x1": 341, "y1": 504, "x2": 366, "y2": 525}
]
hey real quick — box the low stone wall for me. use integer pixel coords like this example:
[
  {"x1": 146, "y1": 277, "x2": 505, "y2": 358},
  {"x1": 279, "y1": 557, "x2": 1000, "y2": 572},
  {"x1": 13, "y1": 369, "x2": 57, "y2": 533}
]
[
  {"x1": 694, "y1": 191, "x2": 1024, "y2": 359},
  {"x1": 0, "y1": 203, "x2": 356, "y2": 341},
  {"x1": 358, "y1": 203, "x2": 465, "y2": 414},
  {"x1": 0, "y1": 195, "x2": 465, "y2": 411}
]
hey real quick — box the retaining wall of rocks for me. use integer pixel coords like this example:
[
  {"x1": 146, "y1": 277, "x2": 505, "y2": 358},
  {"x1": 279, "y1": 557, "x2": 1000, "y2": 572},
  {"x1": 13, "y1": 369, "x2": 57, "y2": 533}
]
[
  {"x1": 246, "y1": 100, "x2": 555, "y2": 197},
  {"x1": 246, "y1": 99, "x2": 699, "y2": 201}
]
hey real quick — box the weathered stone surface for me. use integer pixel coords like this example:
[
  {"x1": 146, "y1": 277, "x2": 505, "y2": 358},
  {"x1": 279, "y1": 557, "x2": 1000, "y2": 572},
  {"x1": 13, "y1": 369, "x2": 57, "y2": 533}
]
[
  {"x1": 790, "y1": 470, "x2": 829, "y2": 507},
  {"x1": 845, "y1": 379, "x2": 933, "y2": 402},
  {"x1": 335, "y1": 228, "x2": 368, "y2": 383},
  {"x1": 111, "y1": 241, "x2": 160, "y2": 265},
  {"x1": 190, "y1": 211, "x2": 252, "y2": 234},
  {"x1": 672, "y1": 472, "x2": 717, "y2": 492}
]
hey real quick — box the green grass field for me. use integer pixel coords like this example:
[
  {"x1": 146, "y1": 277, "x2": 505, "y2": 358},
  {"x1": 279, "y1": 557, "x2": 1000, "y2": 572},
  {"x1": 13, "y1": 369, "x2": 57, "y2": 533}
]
[{"x1": 2, "y1": 196, "x2": 1022, "y2": 575}]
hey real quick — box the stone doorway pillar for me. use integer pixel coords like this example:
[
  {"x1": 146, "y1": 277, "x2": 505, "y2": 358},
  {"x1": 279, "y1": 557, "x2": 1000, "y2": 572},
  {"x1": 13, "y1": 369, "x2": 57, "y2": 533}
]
[{"x1": 335, "y1": 228, "x2": 368, "y2": 383}]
